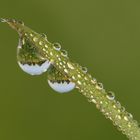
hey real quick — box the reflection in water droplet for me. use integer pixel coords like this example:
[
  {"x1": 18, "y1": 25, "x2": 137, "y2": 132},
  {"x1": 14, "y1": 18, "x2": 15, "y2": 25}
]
[
  {"x1": 53, "y1": 43, "x2": 61, "y2": 51},
  {"x1": 18, "y1": 61, "x2": 51, "y2": 75},
  {"x1": 106, "y1": 91, "x2": 115, "y2": 100},
  {"x1": 48, "y1": 80, "x2": 75, "y2": 93}
]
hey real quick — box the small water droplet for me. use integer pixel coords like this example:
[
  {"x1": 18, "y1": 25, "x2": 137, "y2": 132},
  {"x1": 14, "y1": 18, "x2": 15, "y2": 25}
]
[
  {"x1": 64, "y1": 69, "x2": 69, "y2": 74},
  {"x1": 126, "y1": 112, "x2": 133, "y2": 119},
  {"x1": 81, "y1": 67, "x2": 87, "y2": 73},
  {"x1": 106, "y1": 91, "x2": 115, "y2": 100},
  {"x1": 72, "y1": 76, "x2": 76, "y2": 80},
  {"x1": 61, "y1": 50, "x2": 68, "y2": 57},
  {"x1": 91, "y1": 78, "x2": 97, "y2": 84},
  {"x1": 96, "y1": 82, "x2": 103, "y2": 90},
  {"x1": 0, "y1": 18, "x2": 7, "y2": 22},
  {"x1": 45, "y1": 44, "x2": 48, "y2": 48},
  {"x1": 116, "y1": 101, "x2": 121, "y2": 109},
  {"x1": 77, "y1": 80, "x2": 82, "y2": 85},
  {"x1": 78, "y1": 74, "x2": 82, "y2": 78},
  {"x1": 39, "y1": 41, "x2": 43, "y2": 45},
  {"x1": 53, "y1": 43, "x2": 61, "y2": 51},
  {"x1": 30, "y1": 33, "x2": 33, "y2": 37},
  {"x1": 17, "y1": 20, "x2": 24, "y2": 25},
  {"x1": 67, "y1": 62, "x2": 75, "y2": 70},
  {"x1": 120, "y1": 106, "x2": 125, "y2": 112},
  {"x1": 33, "y1": 37, "x2": 38, "y2": 42},
  {"x1": 124, "y1": 116, "x2": 129, "y2": 121},
  {"x1": 41, "y1": 33, "x2": 47, "y2": 38}
]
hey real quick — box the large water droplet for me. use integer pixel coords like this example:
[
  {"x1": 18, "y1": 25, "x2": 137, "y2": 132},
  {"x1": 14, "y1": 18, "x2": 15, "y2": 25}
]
[
  {"x1": 47, "y1": 66, "x2": 75, "y2": 93},
  {"x1": 106, "y1": 91, "x2": 115, "y2": 100},
  {"x1": 48, "y1": 80, "x2": 75, "y2": 93},
  {"x1": 17, "y1": 37, "x2": 51, "y2": 75},
  {"x1": 53, "y1": 43, "x2": 61, "y2": 51}
]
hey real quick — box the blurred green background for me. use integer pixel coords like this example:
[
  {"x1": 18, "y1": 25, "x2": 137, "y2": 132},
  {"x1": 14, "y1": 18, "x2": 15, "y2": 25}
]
[{"x1": 0, "y1": 0, "x2": 140, "y2": 140}]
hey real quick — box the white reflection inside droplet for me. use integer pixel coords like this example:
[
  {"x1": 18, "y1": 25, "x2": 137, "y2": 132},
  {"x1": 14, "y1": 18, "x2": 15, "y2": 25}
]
[
  {"x1": 18, "y1": 60, "x2": 51, "y2": 75},
  {"x1": 48, "y1": 80, "x2": 75, "y2": 93}
]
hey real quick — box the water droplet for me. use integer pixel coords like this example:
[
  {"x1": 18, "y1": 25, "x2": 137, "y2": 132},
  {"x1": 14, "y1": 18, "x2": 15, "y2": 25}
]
[
  {"x1": 61, "y1": 50, "x2": 68, "y2": 57},
  {"x1": 64, "y1": 69, "x2": 69, "y2": 74},
  {"x1": 77, "y1": 80, "x2": 82, "y2": 85},
  {"x1": 67, "y1": 62, "x2": 75, "y2": 70},
  {"x1": 96, "y1": 82, "x2": 103, "y2": 90},
  {"x1": 53, "y1": 43, "x2": 61, "y2": 51},
  {"x1": 106, "y1": 91, "x2": 115, "y2": 100},
  {"x1": 45, "y1": 44, "x2": 48, "y2": 48},
  {"x1": 126, "y1": 112, "x2": 133, "y2": 119},
  {"x1": 91, "y1": 78, "x2": 97, "y2": 84},
  {"x1": 41, "y1": 33, "x2": 47, "y2": 38},
  {"x1": 116, "y1": 101, "x2": 121, "y2": 109},
  {"x1": 33, "y1": 37, "x2": 38, "y2": 42},
  {"x1": 17, "y1": 20, "x2": 24, "y2": 25},
  {"x1": 17, "y1": 37, "x2": 51, "y2": 75},
  {"x1": 48, "y1": 80, "x2": 75, "y2": 93},
  {"x1": 72, "y1": 76, "x2": 76, "y2": 80},
  {"x1": 0, "y1": 18, "x2": 7, "y2": 22},
  {"x1": 78, "y1": 74, "x2": 82, "y2": 78},
  {"x1": 124, "y1": 116, "x2": 129, "y2": 121},
  {"x1": 81, "y1": 67, "x2": 87, "y2": 73},
  {"x1": 30, "y1": 33, "x2": 33, "y2": 37},
  {"x1": 39, "y1": 41, "x2": 43, "y2": 45}
]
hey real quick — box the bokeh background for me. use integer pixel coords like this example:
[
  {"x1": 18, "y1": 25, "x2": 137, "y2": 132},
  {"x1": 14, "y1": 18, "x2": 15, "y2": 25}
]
[{"x1": 0, "y1": 0, "x2": 140, "y2": 140}]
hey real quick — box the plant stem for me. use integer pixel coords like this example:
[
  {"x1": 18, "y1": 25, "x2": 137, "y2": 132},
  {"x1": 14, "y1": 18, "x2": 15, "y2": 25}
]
[{"x1": 1, "y1": 18, "x2": 140, "y2": 140}]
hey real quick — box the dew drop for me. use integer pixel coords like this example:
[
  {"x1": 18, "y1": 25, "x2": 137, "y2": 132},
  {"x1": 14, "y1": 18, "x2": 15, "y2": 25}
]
[
  {"x1": 33, "y1": 37, "x2": 38, "y2": 42},
  {"x1": 41, "y1": 33, "x2": 47, "y2": 38},
  {"x1": 39, "y1": 41, "x2": 43, "y2": 45},
  {"x1": 67, "y1": 62, "x2": 75, "y2": 70},
  {"x1": 77, "y1": 80, "x2": 82, "y2": 85},
  {"x1": 30, "y1": 33, "x2": 33, "y2": 37},
  {"x1": 17, "y1": 37, "x2": 51, "y2": 75},
  {"x1": 17, "y1": 20, "x2": 24, "y2": 25},
  {"x1": 91, "y1": 78, "x2": 97, "y2": 84},
  {"x1": 64, "y1": 69, "x2": 69, "y2": 74},
  {"x1": 53, "y1": 43, "x2": 61, "y2": 51},
  {"x1": 106, "y1": 91, "x2": 115, "y2": 100},
  {"x1": 96, "y1": 82, "x2": 103, "y2": 90},
  {"x1": 81, "y1": 67, "x2": 87, "y2": 73},
  {"x1": 48, "y1": 80, "x2": 75, "y2": 93},
  {"x1": 61, "y1": 50, "x2": 68, "y2": 57}
]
